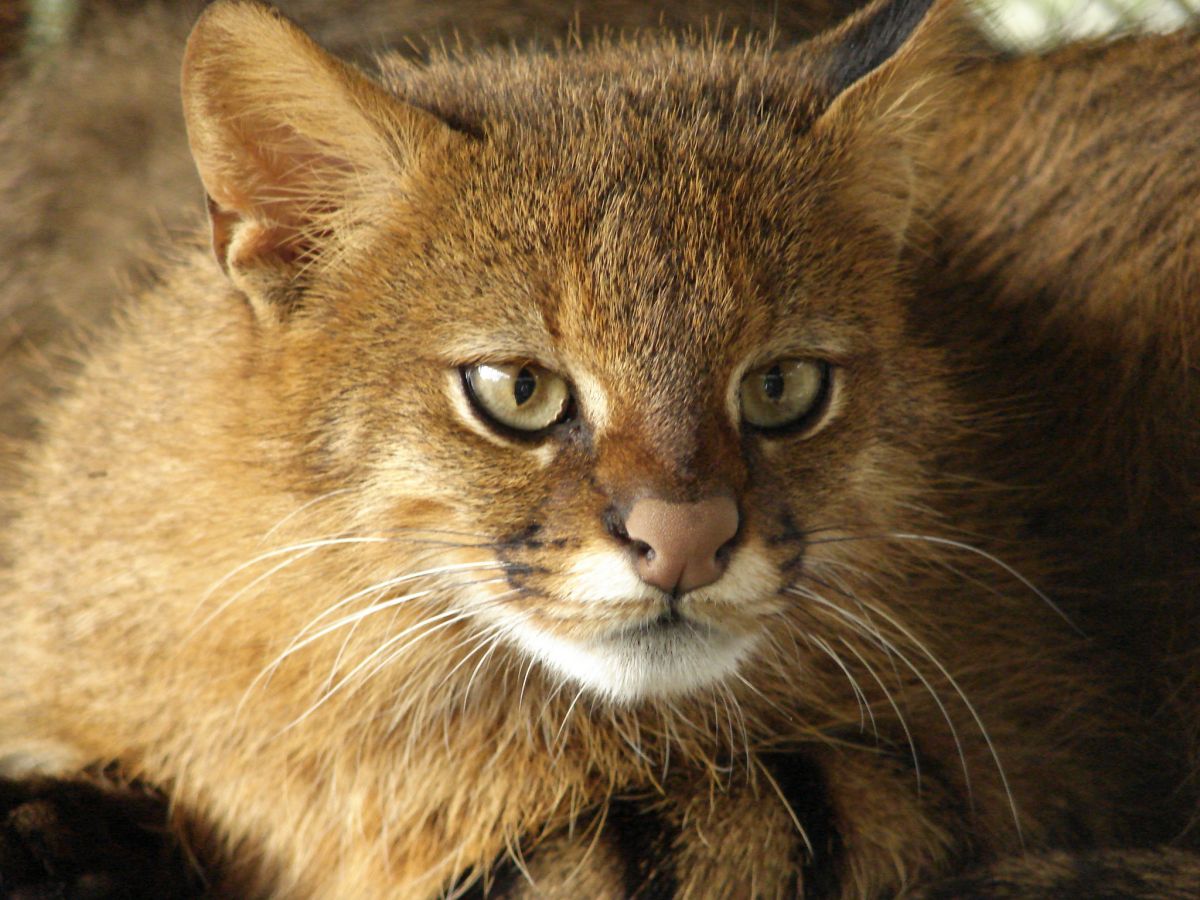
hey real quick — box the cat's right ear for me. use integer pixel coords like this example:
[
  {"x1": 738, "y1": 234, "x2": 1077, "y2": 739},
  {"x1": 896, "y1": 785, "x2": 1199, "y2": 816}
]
[
  {"x1": 787, "y1": 0, "x2": 966, "y2": 251},
  {"x1": 181, "y1": 0, "x2": 466, "y2": 319}
]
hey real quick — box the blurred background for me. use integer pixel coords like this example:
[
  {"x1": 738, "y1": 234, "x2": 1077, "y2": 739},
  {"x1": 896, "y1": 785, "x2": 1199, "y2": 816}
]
[
  {"x1": 977, "y1": 0, "x2": 1197, "y2": 47},
  {"x1": 7, "y1": 0, "x2": 1200, "y2": 56}
]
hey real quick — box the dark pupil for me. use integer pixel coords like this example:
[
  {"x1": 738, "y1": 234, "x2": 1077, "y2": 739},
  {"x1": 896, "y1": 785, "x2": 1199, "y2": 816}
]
[
  {"x1": 513, "y1": 368, "x2": 537, "y2": 405},
  {"x1": 762, "y1": 366, "x2": 785, "y2": 401}
]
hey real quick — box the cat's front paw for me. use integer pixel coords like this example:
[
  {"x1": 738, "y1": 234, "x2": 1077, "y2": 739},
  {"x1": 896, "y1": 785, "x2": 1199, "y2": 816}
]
[{"x1": 0, "y1": 774, "x2": 204, "y2": 899}]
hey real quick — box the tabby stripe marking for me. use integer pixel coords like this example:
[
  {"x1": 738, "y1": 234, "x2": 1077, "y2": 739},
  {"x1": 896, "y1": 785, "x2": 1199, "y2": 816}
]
[
  {"x1": 762, "y1": 750, "x2": 844, "y2": 898},
  {"x1": 447, "y1": 853, "x2": 523, "y2": 899},
  {"x1": 606, "y1": 795, "x2": 680, "y2": 899}
]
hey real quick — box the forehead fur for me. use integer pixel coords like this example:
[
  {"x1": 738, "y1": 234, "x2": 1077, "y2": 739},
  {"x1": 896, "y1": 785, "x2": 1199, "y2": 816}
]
[
  {"x1": 379, "y1": 36, "x2": 830, "y2": 137},
  {"x1": 370, "y1": 38, "x2": 903, "y2": 382}
]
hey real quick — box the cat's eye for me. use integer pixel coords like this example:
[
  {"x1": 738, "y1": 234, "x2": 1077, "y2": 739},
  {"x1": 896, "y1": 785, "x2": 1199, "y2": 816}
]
[
  {"x1": 740, "y1": 359, "x2": 831, "y2": 431},
  {"x1": 463, "y1": 362, "x2": 572, "y2": 434}
]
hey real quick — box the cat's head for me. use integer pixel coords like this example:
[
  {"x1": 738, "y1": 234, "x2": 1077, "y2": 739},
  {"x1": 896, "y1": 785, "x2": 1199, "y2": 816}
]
[{"x1": 182, "y1": 0, "x2": 959, "y2": 704}]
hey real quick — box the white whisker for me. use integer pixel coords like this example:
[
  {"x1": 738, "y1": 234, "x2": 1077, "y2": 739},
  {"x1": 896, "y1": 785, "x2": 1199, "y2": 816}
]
[
  {"x1": 278, "y1": 609, "x2": 473, "y2": 733},
  {"x1": 808, "y1": 633, "x2": 876, "y2": 738},
  {"x1": 554, "y1": 686, "x2": 589, "y2": 750},
  {"x1": 294, "y1": 561, "x2": 511, "y2": 642},
  {"x1": 717, "y1": 681, "x2": 752, "y2": 775},
  {"x1": 806, "y1": 530, "x2": 1079, "y2": 634},
  {"x1": 188, "y1": 544, "x2": 322, "y2": 634},
  {"x1": 790, "y1": 585, "x2": 970, "y2": 800},
  {"x1": 837, "y1": 637, "x2": 921, "y2": 790},
  {"x1": 835, "y1": 587, "x2": 1025, "y2": 844},
  {"x1": 460, "y1": 626, "x2": 508, "y2": 708},
  {"x1": 246, "y1": 571, "x2": 515, "y2": 711},
  {"x1": 792, "y1": 584, "x2": 1024, "y2": 843},
  {"x1": 756, "y1": 757, "x2": 815, "y2": 860},
  {"x1": 200, "y1": 536, "x2": 398, "y2": 606},
  {"x1": 259, "y1": 488, "x2": 357, "y2": 544}
]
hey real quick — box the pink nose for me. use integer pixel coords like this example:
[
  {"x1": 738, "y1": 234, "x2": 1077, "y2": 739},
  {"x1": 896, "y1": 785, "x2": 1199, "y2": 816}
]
[{"x1": 622, "y1": 496, "x2": 739, "y2": 594}]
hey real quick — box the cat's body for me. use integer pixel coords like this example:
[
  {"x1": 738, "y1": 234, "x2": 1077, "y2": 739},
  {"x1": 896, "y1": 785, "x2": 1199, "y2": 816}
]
[
  {"x1": 919, "y1": 28, "x2": 1200, "y2": 814},
  {"x1": 1, "y1": 0, "x2": 1198, "y2": 896}
]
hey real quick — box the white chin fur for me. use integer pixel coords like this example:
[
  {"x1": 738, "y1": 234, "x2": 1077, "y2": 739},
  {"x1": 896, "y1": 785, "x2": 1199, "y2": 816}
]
[{"x1": 509, "y1": 619, "x2": 757, "y2": 704}]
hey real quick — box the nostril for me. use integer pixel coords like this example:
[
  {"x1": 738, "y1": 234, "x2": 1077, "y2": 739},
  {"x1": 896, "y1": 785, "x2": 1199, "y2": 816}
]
[
  {"x1": 715, "y1": 527, "x2": 740, "y2": 564},
  {"x1": 621, "y1": 494, "x2": 740, "y2": 594}
]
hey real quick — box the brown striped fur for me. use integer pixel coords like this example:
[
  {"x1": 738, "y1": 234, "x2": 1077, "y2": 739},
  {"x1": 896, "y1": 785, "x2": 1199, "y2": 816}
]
[{"x1": 1, "y1": 1, "x2": 1198, "y2": 897}]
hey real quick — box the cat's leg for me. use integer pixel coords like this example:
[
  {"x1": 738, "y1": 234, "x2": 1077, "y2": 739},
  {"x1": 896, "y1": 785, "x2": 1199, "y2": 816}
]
[
  {"x1": 0, "y1": 767, "x2": 206, "y2": 899},
  {"x1": 914, "y1": 848, "x2": 1200, "y2": 899}
]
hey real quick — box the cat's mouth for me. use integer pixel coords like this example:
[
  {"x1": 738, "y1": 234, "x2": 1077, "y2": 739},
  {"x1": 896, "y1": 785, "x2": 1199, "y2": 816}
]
[
  {"x1": 472, "y1": 541, "x2": 781, "y2": 701},
  {"x1": 508, "y1": 602, "x2": 759, "y2": 703},
  {"x1": 629, "y1": 600, "x2": 687, "y2": 633}
]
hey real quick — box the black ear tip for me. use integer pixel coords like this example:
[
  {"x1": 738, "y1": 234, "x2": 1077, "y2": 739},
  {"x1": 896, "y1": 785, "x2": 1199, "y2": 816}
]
[{"x1": 821, "y1": 0, "x2": 939, "y2": 95}]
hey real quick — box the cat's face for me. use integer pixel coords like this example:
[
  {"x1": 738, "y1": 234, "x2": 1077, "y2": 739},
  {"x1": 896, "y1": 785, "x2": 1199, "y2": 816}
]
[
  {"x1": 274, "y1": 56, "x2": 945, "y2": 703},
  {"x1": 184, "y1": 0, "x2": 949, "y2": 704}
]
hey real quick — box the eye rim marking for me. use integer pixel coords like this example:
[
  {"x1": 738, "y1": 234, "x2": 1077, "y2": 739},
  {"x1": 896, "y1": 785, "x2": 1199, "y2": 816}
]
[
  {"x1": 461, "y1": 362, "x2": 576, "y2": 442},
  {"x1": 739, "y1": 358, "x2": 833, "y2": 436}
]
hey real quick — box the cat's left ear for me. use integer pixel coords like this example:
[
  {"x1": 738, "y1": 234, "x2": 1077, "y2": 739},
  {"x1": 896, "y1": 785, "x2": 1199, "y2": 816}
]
[
  {"x1": 790, "y1": 0, "x2": 967, "y2": 249},
  {"x1": 181, "y1": 0, "x2": 468, "y2": 318}
]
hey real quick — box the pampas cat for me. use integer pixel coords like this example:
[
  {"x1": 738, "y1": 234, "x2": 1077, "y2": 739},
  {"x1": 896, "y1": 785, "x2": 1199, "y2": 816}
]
[{"x1": 1, "y1": 0, "x2": 1197, "y2": 896}]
